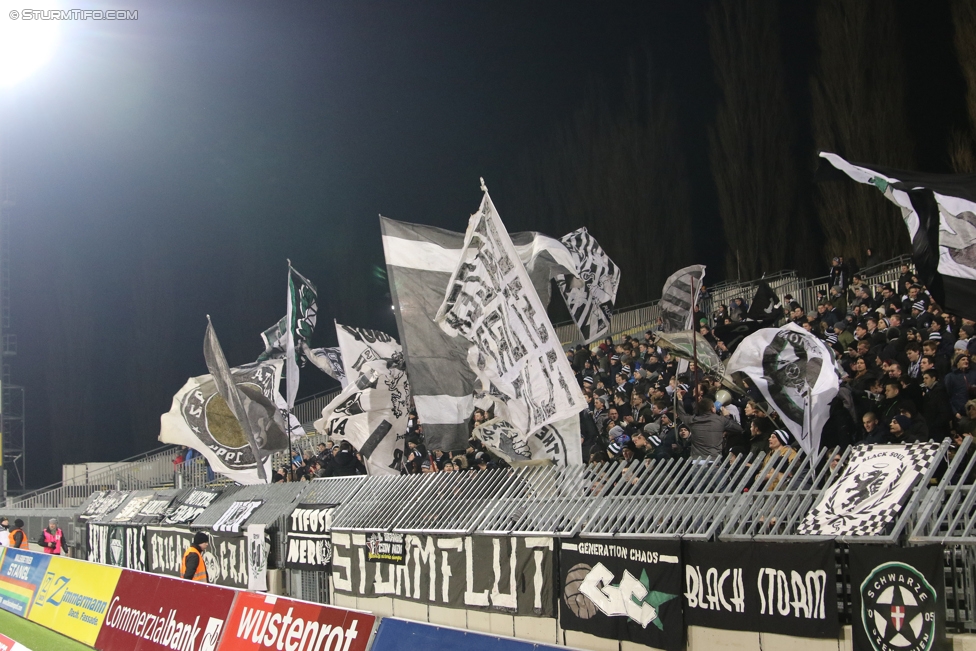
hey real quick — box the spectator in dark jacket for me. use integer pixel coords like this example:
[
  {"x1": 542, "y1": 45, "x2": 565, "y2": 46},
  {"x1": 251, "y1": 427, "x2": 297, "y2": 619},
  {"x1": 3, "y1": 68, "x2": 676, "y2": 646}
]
[
  {"x1": 922, "y1": 369, "x2": 953, "y2": 441},
  {"x1": 946, "y1": 353, "x2": 976, "y2": 419},
  {"x1": 677, "y1": 398, "x2": 742, "y2": 459},
  {"x1": 330, "y1": 440, "x2": 366, "y2": 476}
]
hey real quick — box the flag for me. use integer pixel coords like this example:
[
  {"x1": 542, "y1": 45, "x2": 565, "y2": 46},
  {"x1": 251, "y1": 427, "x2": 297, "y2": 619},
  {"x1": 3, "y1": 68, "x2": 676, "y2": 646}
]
[
  {"x1": 302, "y1": 344, "x2": 347, "y2": 387},
  {"x1": 159, "y1": 360, "x2": 291, "y2": 484},
  {"x1": 653, "y1": 330, "x2": 729, "y2": 383},
  {"x1": 659, "y1": 265, "x2": 706, "y2": 332},
  {"x1": 746, "y1": 281, "x2": 783, "y2": 322},
  {"x1": 285, "y1": 263, "x2": 318, "y2": 411},
  {"x1": 435, "y1": 191, "x2": 587, "y2": 436},
  {"x1": 203, "y1": 317, "x2": 270, "y2": 481},
  {"x1": 380, "y1": 216, "x2": 579, "y2": 451},
  {"x1": 313, "y1": 323, "x2": 410, "y2": 475},
  {"x1": 713, "y1": 320, "x2": 771, "y2": 354},
  {"x1": 472, "y1": 415, "x2": 582, "y2": 466},
  {"x1": 726, "y1": 322, "x2": 839, "y2": 453},
  {"x1": 819, "y1": 152, "x2": 976, "y2": 320},
  {"x1": 554, "y1": 227, "x2": 621, "y2": 344}
]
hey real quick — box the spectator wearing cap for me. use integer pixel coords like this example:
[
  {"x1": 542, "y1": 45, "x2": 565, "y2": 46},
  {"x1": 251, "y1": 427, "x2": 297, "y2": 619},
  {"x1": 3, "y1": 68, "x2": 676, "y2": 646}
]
[
  {"x1": 888, "y1": 414, "x2": 922, "y2": 444},
  {"x1": 762, "y1": 429, "x2": 797, "y2": 489},
  {"x1": 955, "y1": 324, "x2": 975, "y2": 353}
]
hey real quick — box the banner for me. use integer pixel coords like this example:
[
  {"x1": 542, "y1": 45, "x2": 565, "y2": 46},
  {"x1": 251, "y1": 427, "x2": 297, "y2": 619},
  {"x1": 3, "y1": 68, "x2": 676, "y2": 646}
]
[
  {"x1": 0, "y1": 633, "x2": 30, "y2": 651},
  {"x1": 81, "y1": 490, "x2": 130, "y2": 520},
  {"x1": 435, "y1": 192, "x2": 585, "y2": 436},
  {"x1": 28, "y1": 555, "x2": 122, "y2": 646},
  {"x1": 554, "y1": 227, "x2": 620, "y2": 344},
  {"x1": 95, "y1": 571, "x2": 236, "y2": 651},
  {"x1": 559, "y1": 538, "x2": 683, "y2": 651},
  {"x1": 850, "y1": 544, "x2": 949, "y2": 651},
  {"x1": 798, "y1": 443, "x2": 942, "y2": 537},
  {"x1": 246, "y1": 524, "x2": 268, "y2": 592},
  {"x1": 217, "y1": 591, "x2": 375, "y2": 651},
  {"x1": 162, "y1": 489, "x2": 223, "y2": 525},
  {"x1": 472, "y1": 416, "x2": 582, "y2": 466},
  {"x1": 682, "y1": 541, "x2": 838, "y2": 638},
  {"x1": 660, "y1": 265, "x2": 705, "y2": 332},
  {"x1": 364, "y1": 532, "x2": 405, "y2": 564},
  {"x1": 286, "y1": 504, "x2": 333, "y2": 571},
  {"x1": 110, "y1": 494, "x2": 155, "y2": 523},
  {"x1": 313, "y1": 323, "x2": 410, "y2": 476},
  {"x1": 212, "y1": 500, "x2": 264, "y2": 533},
  {"x1": 146, "y1": 527, "x2": 249, "y2": 589},
  {"x1": 87, "y1": 524, "x2": 147, "y2": 571},
  {"x1": 159, "y1": 360, "x2": 292, "y2": 485},
  {"x1": 332, "y1": 532, "x2": 555, "y2": 616},
  {"x1": 303, "y1": 344, "x2": 347, "y2": 388},
  {"x1": 128, "y1": 494, "x2": 177, "y2": 524},
  {"x1": 0, "y1": 549, "x2": 51, "y2": 617},
  {"x1": 726, "y1": 322, "x2": 839, "y2": 453}
]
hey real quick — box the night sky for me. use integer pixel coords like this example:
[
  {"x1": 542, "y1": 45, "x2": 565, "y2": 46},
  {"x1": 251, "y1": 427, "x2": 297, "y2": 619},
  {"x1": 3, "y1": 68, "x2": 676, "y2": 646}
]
[{"x1": 0, "y1": 0, "x2": 967, "y2": 487}]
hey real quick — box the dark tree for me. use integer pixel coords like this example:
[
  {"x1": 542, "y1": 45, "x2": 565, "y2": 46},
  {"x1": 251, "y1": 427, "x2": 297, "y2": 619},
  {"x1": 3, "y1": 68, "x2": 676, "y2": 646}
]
[
  {"x1": 810, "y1": 0, "x2": 914, "y2": 262},
  {"x1": 502, "y1": 56, "x2": 694, "y2": 307},
  {"x1": 707, "y1": 0, "x2": 808, "y2": 280}
]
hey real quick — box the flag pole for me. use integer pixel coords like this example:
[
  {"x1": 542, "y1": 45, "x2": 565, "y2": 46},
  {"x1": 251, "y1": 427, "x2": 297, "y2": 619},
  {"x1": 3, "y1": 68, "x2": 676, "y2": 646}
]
[
  {"x1": 286, "y1": 258, "x2": 295, "y2": 482},
  {"x1": 690, "y1": 274, "x2": 699, "y2": 390}
]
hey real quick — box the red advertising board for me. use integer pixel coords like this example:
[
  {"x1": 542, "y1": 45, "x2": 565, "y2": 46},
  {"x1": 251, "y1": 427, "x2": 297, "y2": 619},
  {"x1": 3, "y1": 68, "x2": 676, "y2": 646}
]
[
  {"x1": 217, "y1": 592, "x2": 374, "y2": 651},
  {"x1": 95, "y1": 570, "x2": 238, "y2": 651}
]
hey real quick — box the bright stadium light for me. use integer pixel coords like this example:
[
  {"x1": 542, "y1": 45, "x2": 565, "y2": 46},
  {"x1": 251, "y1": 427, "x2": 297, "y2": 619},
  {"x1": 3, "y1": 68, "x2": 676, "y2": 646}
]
[{"x1": 0, "y1": 1, "x2": 60, "y2": 88}]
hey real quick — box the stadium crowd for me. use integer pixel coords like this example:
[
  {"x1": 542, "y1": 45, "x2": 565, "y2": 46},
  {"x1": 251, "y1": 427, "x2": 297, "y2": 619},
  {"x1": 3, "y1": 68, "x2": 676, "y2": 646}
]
[{"x1": 284, "y1": 256, "x2": 975, "y2": 480}]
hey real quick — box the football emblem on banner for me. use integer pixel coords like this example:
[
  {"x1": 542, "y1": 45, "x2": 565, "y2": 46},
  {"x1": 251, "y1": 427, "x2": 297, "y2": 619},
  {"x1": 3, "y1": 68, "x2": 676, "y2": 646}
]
[
  {"x1": 860, "y1": 562, "x2": 938, "y2": 651},
  {"x1": 761, "y1": 328, "x2": 823, "y2": 424}
]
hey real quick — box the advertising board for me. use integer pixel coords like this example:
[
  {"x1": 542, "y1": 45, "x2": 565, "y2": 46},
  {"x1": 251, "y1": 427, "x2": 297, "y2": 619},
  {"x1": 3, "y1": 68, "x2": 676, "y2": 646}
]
[
  {"x1": 0, "y1": 549, "x2": 51, "y2": 617},
  {"x1": 27, "y1": 555, "x2": 122, "y2": 646}
]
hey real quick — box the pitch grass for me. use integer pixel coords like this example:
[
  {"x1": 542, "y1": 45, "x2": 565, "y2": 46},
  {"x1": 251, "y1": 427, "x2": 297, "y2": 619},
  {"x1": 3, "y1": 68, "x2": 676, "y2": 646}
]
[{"x1": 0, "y1": 607, "x2": 93, "y2": 650}]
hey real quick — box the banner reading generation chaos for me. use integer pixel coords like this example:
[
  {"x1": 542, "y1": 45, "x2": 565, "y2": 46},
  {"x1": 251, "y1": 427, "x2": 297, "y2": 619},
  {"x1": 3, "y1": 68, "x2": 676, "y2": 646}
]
[
  {"x1": 559, "y1": 538, "x2": 683, "y2": 651},
  {"x1": 332, "y1": 532, "x2": 555, "y2": 617},
  {"x1": 682, "y1": 541, "x2": 838, "y2": 638}
]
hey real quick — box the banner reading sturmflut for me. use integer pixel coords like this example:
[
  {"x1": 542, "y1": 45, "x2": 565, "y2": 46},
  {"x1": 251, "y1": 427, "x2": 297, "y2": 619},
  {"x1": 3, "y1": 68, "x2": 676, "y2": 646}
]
[
  {"x1": 436, "y1": 192, "x2": 586, "y2": 436},
  {"x1": 726, "y1": 322, "x2": 839, "y2": 453}
]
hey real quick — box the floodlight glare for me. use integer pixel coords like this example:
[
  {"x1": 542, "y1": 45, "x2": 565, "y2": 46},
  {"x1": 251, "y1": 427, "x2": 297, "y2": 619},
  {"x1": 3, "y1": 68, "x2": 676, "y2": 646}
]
[{"x1": 0, "y1": 1, "x2": 60, "y2": 88}]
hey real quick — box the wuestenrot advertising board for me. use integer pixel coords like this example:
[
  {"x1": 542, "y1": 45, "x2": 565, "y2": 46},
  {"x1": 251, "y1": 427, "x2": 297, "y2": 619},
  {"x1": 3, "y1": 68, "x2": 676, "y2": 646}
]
[{"x1": 0, "y1": 548, "x2": 376, "y2": 651}]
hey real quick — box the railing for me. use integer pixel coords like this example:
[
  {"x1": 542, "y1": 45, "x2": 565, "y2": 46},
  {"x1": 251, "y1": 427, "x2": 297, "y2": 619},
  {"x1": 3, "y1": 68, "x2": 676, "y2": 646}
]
[{"x1": 293, "y1": 389, "x2": 340, "y2": 426}]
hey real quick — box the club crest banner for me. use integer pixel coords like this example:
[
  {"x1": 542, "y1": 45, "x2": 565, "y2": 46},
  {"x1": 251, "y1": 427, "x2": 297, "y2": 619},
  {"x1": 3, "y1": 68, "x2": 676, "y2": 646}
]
[
  {"x1": 159, "y1": 360, "x2": 292, "y2": 484},
  {"x1": 559, "y1": 538, "x2": 683, "y2": 651},
  {"x1": 554, "y1": 227, "x2": 620, "y2": 344},
  {"x1": 850, "y1": 544, "x2": 948, "y2": 651},
  {"x1": 87, "y1": 524, "x2": 147, "y2": 571},
  {"x1": 798, "y1": 443, "x2": 942, "y2": 537},
  {"x1": 727, "y1": 322, "x2": 839, "y2": 452},
  {"x1": 435, "y1": 192, "x2": 585, "y2": 436}
]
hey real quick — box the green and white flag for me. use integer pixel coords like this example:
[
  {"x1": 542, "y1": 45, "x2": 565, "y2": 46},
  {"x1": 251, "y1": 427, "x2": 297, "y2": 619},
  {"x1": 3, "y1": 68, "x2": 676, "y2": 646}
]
[{"x1": 285, "y1": 263, "x2": 317, "y2": 410}]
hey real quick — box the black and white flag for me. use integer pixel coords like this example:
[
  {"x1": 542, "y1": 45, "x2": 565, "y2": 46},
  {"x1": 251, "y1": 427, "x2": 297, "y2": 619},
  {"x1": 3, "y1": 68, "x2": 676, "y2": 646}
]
[
  {"x1": 435, "y1": 191, "x2": 586, "y2": 436},
  {"x1": 472, "y1": 416, "x2": 582, "y2": 466},
  {"x1": 314, "y1": 323, "x2": 410, "y2": 475},
  {"x1": 160, "y1": 360, "x2": 294, "y2": 484},
  {"x1": 798, "y1": 443, "x2": 942, "y2": 537},
  {"x1": 727, "y1": 323, "x2": 839, "y2": 453},
  {"x1": 747, "y1": 282, "x2": 784, "y2": 322},
  {"x1": 820, "y1": 152, "x2": 976, "y2": 320},
  {"x1": 380, "y1": 216, "x2": 578, "y2": 451},
  {"x1": 660, "y1": 265, "x2": 706, "y2": 332},
  {"x1": 212, "y1": 499, "x2": 264, "y2": 533},
  {"x1": 302, "y1": 344, "x2": 347, "y2": 387},
  {"x1": 555, "y1": 227, "x2": 620, "y2": 344}
]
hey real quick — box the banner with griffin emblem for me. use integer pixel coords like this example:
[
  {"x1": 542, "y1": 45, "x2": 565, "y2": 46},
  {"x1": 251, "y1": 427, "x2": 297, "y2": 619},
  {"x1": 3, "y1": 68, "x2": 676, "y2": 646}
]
[
  {"x1": 798, "y1": 443, "x2": 942, "y2": 537},
  {"x1": 472, "y1": 416, "x2": 582, "y2": 466}
]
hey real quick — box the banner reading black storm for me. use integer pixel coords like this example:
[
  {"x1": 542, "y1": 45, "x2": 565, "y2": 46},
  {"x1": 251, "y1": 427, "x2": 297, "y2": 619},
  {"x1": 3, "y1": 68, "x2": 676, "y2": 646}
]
[
  {"x1": 850, "y1": 545, "x2": 948, "y2": 651},
  {"x1": 559, "y1": 538, "x2": 683, "y2": 651},
  {"x1": 683, "y1": 541, "x2": 838, "y2": 638},
  {"x1": 331, "y1": 532, "x2": 555, "y2": 616}
]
